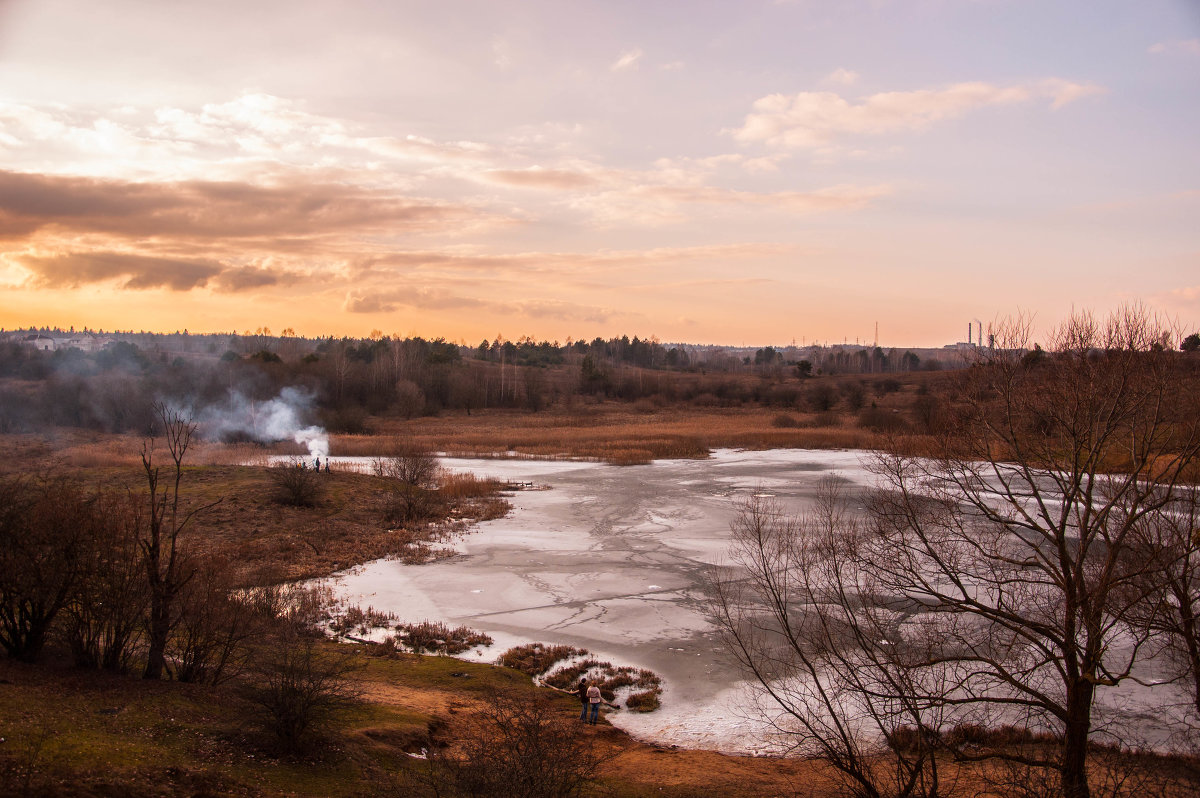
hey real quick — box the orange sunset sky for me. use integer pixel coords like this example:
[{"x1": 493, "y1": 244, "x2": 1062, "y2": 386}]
[{"x1": 1, "y1": 0, "x2": 1198, "y2": 347}]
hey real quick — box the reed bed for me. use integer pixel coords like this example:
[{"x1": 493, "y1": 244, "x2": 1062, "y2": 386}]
[
  {"x1": 437, "y1": 471, "x2": 504, "y2": 498},
  {"x1": 354, "y1": 406, "x2": 905, "y2": 464},
  {"x1": 55, "y1": 439, "x2": 143, "y2": 468}
]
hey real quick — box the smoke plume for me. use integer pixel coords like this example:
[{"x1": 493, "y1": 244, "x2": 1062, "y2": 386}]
[{"x1": 196, "y1": 386, "x2": 329, "y2": 457}]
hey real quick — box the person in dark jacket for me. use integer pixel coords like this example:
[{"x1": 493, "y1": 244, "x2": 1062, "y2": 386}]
[{"x1": 577, "y1": 678, "x2": 589, "y2": 721}]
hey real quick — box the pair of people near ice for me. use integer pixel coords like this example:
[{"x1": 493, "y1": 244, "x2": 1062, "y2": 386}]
[{"x1": 577, "y1": 677, "x2": 602, "y2": 724}]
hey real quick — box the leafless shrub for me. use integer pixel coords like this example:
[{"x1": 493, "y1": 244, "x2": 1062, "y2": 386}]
[
  {"x1": 807, "y1": 382, "x2": 837, "y2": 411},
  {"x1": 65, "y1": 491, "x2": 147, "y2": 672},
  {"x1": 267, "y1": 461, "x2": 324, "y2": 507},
  {"x1": 382, "y1": 484, "x2": 446, "y2": 526},
  {"x1": 373, "y1": 439, "x2": 439, "y2": 488},
  {"x1": 0, "y1": 475, "x2": 96, "y2": 662},
  {"x1": 169, "y1": 555, "x2": 257, "y2": 684},
  {"x1": 245, "y1": 626, "x2": 363, "y2": 754},
  {"x1": 414, "y1": 688, "x2": 609, "y2": 798}
]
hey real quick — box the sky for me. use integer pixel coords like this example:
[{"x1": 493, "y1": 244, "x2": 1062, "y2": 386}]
[{"x1": 0, "y1": 0, "x2": 1197, "y2": 347}]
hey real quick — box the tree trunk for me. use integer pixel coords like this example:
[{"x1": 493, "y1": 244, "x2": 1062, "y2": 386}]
[
  {"x1": 1061, "y1": 679, "x2": 1094, "y2": 798},
  {"x1": 143, "y1": 599, "x2": 169, "y2": 679}
]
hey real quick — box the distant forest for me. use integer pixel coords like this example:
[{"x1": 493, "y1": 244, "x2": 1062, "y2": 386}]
[{"x1": 0, "y1": 327, "x2": 948, "y2": 435}]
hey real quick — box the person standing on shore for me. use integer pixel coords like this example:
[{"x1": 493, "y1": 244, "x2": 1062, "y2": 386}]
[
  {"x1": 586, "y1": 682, "x2": 602, "y2": 724},
  {"x1": 577, "y1": 678, "x2": 589, "y2": 721}
]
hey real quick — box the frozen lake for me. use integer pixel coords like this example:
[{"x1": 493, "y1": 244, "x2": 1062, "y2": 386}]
[
  {"x1": 329, "y1": 448, "x2": 878, "y2": 752},
  {"x1": 325, "y1": 448, "x2": 1192, "y2": 754}
]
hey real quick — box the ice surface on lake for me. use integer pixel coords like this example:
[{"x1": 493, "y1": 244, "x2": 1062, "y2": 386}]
[
  {"x1": 328, "y1": 448, "x2": 1193, "y2": 754},
  {"x1": 330, "y1": 448, "x2": 877, "y2": 752}
]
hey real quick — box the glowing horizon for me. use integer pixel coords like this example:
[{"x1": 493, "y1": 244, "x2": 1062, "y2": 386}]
[{"x1": 1, "y1": 1, "x2": 1197, "y2": 348}]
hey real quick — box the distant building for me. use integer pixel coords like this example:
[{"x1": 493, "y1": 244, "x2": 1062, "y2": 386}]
[
  {"x1": 20, "y1": 334, "x2": 59, "y2": 351},
  {"x1": 59, "y1": 333, "x2": 111, "y2": 352}
]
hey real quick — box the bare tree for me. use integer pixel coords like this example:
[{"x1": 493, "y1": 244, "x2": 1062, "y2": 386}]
[
  {"x1": 711, "y1": 485, "x2": 954, "y2": 798},
  {"x1": 864, "y1": 309, "x2": 1200, "y2": 797},
  {"x1": 714, "y1": 308, "x2": 1199, "y2": 798},
  {"x1": 0, "y1": 476, "x2": 94, "y2": 662},
  {"x1": 373, "y1": 438, "x2": 443, "y2": 525},
  {"x1": 140, "y1": 402, "x2": 219, "y2": 680},
  {"x1": 1127, "y1": 486, "x2": 1200, "y2": 739}
]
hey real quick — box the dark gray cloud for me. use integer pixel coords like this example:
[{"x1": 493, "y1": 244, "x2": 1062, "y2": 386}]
[
  {"x1": 0, "y1": 170, "x2": 480, "y2": 242},
  {"x1": 210, "y1": 265, "x2": 288, "y2": 292},
  {"x1": 21, "y1": 251, "x2": 221, "y2": 290},
  {"x1": 19, "y1": 250, "x2": 299, "y2": 293}
]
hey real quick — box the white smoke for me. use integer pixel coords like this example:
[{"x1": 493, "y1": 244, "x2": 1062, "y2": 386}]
[{"x1": 197, "y1": 386, "x2": 329, "y2": 457}]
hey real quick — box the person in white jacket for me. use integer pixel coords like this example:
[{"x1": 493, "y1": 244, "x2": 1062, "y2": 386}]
[{"x1": 585, "y1": 683, "x2": 602, "y2": 724}]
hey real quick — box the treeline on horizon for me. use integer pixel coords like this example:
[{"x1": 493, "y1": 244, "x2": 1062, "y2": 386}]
[
  {"x1": 0, "y1": 327, "x2": 952, "y2": 436},
  {"x1": 8, "y1": 325, "x2": 947, "y2": 370}
]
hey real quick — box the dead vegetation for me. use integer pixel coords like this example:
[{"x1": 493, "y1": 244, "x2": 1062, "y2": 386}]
[{"x1": 499, "y1": 643, "x2": 664, "y2": 712}]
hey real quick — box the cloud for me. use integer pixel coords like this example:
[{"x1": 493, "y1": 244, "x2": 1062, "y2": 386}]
[
  {"x1": 824, "y1": 68, "x2": 859, "y2": 86},
  {"x1": 15, "y1": 249, "x2": 304, "y2": 294},
  {"x1": 635, "y1": 183, "x2": 890, "y2": 211},
  {"x1": 732, "y1": 79, "x2": 1105, "y2": 149},
  {"x1": 343, "y1": 286, "x2": 488, "y2": 314},
  {"x1": 343, "y1": 283, "x2": 622, "y2": 325},
  {"x1": 611, "y1": 48, "x2": 643, "y2": 71},
  {"x1": 484, "y1": 167, "x2": 599, "y2": 190},
  {"x1": 20, "y1": 251, "x2": 222, "y2": 290},
  {"x1": 1148, "y1": 39, "x2": 1200, "y2": 56},
  {"x1": 567, "y1": 179, "x2": 889, "y2": 225},
  {"x1": 492, "y1": 37, "x2": 514, "y2": 69},
  {"x1": 0, "y1": 96, "x2": 497, "y2": 185},
  {"x1": 511, "y1": 298, "x2": 619, "y2": 323},
  {"x1": 1038, "y1": 78, "x2": 1106, "y2": 110},
  {"x1": 352, "y1": 243, "x2": 796, "y2": 289},
  {"x1": 210, "y1": 265, "x2": 293, "y2": 292},
  {"x1": 0, "y1": 170, "x2": 487, "y2": 242}
]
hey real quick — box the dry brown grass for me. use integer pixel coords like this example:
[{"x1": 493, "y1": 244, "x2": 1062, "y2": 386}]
[
  {"x1": 437, "y1": 471, "x2": 503, "y2": 499},
  {"x1": 353, "y1": 405, "x2": 918, "y2": 464},
  {"x1": 0, "y1": 402, "x2": 941, "y2": 474}
]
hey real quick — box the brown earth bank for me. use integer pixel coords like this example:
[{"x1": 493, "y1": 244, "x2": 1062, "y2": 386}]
[{"x1": 0, "y1": 646, "x2": 836, "y2": 798}]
